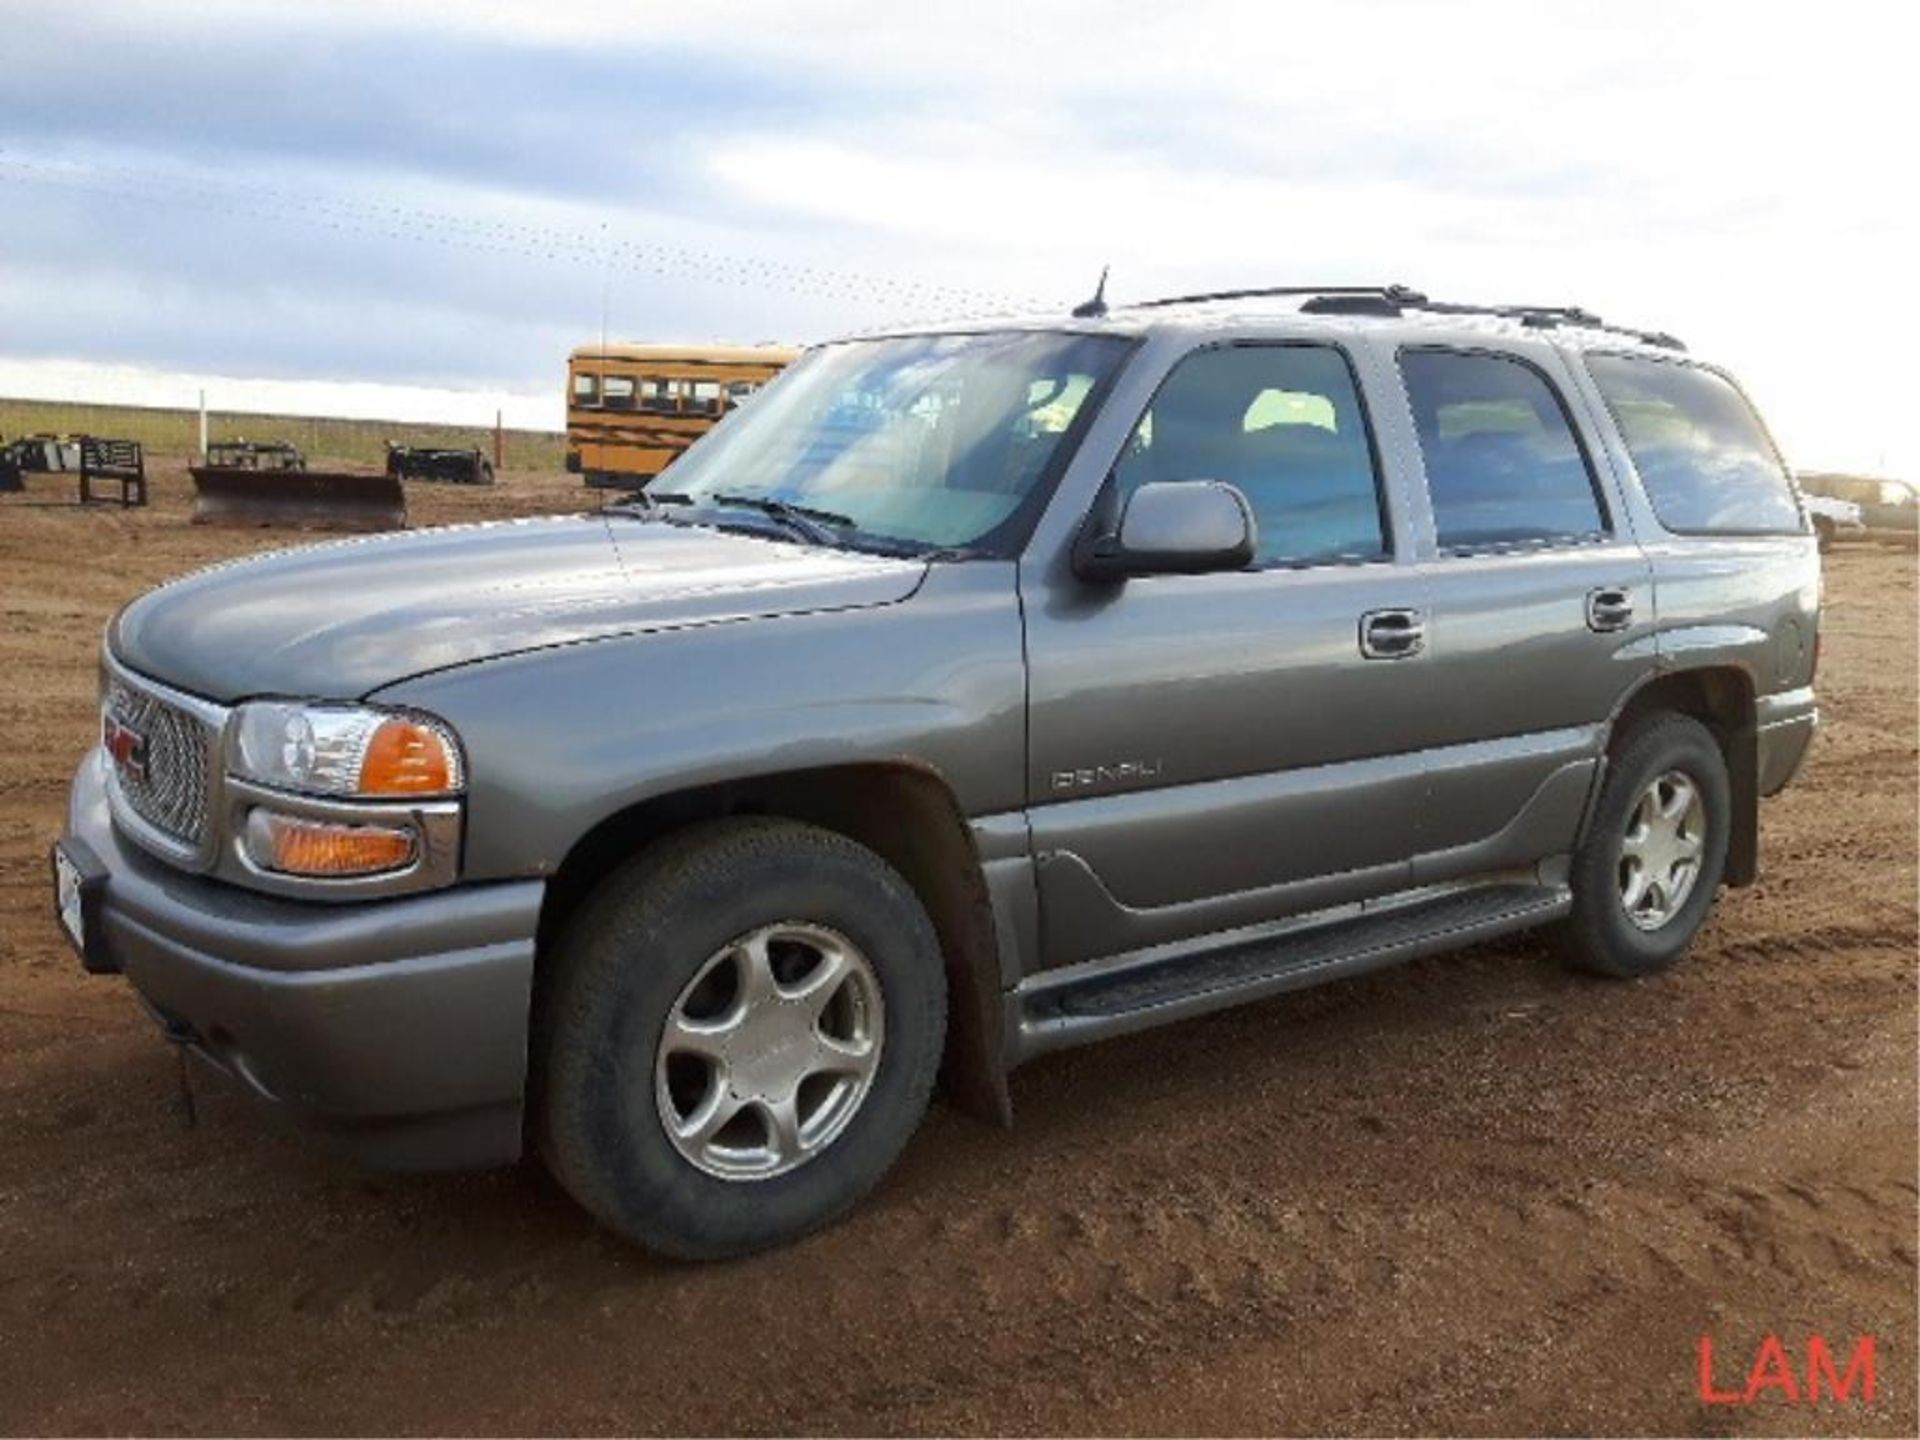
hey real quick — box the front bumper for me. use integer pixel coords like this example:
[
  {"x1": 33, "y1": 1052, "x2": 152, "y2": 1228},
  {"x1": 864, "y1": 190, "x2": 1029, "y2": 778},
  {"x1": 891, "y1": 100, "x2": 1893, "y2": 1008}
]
[{"x1": 62, "y1": 751, "x2": 544, "y2": 1169}]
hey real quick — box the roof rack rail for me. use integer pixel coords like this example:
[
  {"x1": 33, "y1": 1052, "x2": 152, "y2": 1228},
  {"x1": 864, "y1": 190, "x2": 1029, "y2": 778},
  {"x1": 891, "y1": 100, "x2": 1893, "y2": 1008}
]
[
  {"x1": 1129, "y1": 283, "x2": 1429, "y2": 311},
  {"x1": 1118, "y1": 283, "x2": 1685, "y2": 351},
  {"x1": 1408, "y1": 299, "x2": 1686, "y2": 351}
]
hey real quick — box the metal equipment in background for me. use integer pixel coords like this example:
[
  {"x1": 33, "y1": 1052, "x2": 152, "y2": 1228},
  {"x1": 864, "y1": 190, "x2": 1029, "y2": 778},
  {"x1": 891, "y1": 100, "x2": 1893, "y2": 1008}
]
[
  {"x1": 3, "y1": 433, "x2": 82, "y2": 478},
  {"x1": 76, "y1": 437, "x2": 147, "y2": 508},
  {"x1": 205, "y1": 439, "x2": 307, "y2": 472},
  {"x1": 386, "y1": 443, "x2": 494, "y2": 486},
  {"x1": 191, "y1": 439, "x2": 405, "y2": 532},
  {"x1": 2, "y1": 434, "x2": 139, "y2": 501}
]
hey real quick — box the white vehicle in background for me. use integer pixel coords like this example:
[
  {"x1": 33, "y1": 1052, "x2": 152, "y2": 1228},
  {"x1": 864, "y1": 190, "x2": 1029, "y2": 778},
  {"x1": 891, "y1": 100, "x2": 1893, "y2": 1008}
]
[
  {"x1": 1799, "y1": 472, "x2": 1918, "y2": 549},
  {"x1": 1801, "y1": 492, "x2": 1865, "y2": 552}
]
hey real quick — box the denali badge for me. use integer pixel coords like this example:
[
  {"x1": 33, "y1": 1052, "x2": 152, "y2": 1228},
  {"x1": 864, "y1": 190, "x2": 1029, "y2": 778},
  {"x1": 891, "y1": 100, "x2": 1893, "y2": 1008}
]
[
  {"x1": 1051, "y1": 758, "x2": 1162, "y2": 792},
  {"x1": 102, "y1": 712, "x2": 149, "y2": 784}
]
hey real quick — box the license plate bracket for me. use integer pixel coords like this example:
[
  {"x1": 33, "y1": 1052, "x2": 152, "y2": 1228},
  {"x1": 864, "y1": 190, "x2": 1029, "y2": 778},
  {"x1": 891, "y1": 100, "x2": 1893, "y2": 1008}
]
[{"x1": 50, "y1": 837, "x2": 116, "y2": 975}]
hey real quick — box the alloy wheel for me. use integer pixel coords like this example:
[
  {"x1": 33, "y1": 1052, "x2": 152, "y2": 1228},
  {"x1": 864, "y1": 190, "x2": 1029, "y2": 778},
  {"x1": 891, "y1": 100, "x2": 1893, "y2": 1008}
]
[
  {"x1": 654, "y1": 922, "x2": 884, "y2": 1180},
  {"x1": 1617, "y1": 768, "x2": 1707, "y2": 931}
]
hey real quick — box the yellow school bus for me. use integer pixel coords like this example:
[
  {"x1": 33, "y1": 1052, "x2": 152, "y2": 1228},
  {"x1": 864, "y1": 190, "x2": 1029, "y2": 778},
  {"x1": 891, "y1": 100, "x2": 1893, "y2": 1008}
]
[{"x1": 566, "y1": 343, "x2": 799, "y2": 488}]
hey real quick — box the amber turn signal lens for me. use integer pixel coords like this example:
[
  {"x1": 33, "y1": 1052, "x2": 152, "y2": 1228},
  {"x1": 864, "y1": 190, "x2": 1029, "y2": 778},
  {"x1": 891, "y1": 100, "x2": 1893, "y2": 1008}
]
[
  {"x1": 359, "y1": 717, "x2": 459, "y2": 796},
  {"x1": 244, "y1": 810, "x2": 416, "y2": 877}
]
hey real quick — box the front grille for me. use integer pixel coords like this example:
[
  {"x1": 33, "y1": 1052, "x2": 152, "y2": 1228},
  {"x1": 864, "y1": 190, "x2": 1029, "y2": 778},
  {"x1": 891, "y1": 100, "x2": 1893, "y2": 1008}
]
[{"x1": 103, "y1": 672, "x2": 213, "y2": 849}]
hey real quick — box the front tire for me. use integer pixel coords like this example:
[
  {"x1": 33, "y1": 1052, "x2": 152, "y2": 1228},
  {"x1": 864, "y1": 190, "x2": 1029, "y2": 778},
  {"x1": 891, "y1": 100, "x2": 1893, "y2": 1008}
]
[
  {"x1": 537, "y1": 817, "x2": 947, "y2": 1259},
  {"x1": 1556, "y1": 714, "x2": 1732, "y2": 978}
]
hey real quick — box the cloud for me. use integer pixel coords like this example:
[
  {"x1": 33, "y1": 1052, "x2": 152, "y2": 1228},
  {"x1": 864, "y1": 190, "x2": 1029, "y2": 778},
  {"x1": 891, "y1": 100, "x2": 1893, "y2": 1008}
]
[{"x1": 0, "y1": 0, "x2": 1912, "y2": 474}]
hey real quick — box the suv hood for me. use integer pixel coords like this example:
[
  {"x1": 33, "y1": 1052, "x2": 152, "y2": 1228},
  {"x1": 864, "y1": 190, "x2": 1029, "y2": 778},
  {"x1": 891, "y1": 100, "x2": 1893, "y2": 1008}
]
[{"x1": 110, "y1": 515, "x2": 927, "y2": 701}]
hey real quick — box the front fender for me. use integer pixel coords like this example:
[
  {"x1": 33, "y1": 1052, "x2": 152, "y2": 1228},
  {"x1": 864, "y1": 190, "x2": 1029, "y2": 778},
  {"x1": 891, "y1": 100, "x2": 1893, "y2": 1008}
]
[{"x1": 373, "y1": 564, "x2": 1027, "y2": 881}]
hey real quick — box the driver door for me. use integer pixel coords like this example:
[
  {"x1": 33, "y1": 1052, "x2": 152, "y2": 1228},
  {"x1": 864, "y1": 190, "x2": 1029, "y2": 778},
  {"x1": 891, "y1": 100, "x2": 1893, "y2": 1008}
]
[{"x1": 1021, "y1": 340, "x2": 1432, "y2": 969}]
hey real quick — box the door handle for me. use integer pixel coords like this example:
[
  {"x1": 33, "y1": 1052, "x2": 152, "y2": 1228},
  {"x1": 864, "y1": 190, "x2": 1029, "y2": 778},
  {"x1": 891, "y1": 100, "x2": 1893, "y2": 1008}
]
[
  {"x1": 1359, "y1": 608, "x2": 1427, "y2": 660},
  {"x1": 1586, "y1": 586, "x2": 1635, "y2": 633}
]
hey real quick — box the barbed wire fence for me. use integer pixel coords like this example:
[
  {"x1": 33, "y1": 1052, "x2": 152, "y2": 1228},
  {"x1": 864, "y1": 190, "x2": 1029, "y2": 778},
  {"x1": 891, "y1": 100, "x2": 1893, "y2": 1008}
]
[
  {"x1": 0, "y1": 150, "x2": 1063, "y2": 326},
  {"x1": 0, "y1": 150, "x2": 1080, "y2": 467}
]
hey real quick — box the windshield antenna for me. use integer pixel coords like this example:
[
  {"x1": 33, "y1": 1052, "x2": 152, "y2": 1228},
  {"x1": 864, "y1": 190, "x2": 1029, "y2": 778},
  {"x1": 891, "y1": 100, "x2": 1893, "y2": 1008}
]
[{"x1": 1071, "y1": 265, "x2": 1110, "y2": 319}]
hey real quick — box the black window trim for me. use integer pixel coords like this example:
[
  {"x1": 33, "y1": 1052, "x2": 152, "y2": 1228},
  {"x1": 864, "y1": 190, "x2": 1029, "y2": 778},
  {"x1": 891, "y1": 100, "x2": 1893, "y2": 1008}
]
[
  {"x1": 1581, "y1": 347, "x2": 1806, "y2": 540},
  {"x1": 1395, "y1": 341, "x2": 1617, "y2": 558},
  {"x1": 1105, "y1": 336, "x2": 1397, "y2": 573}
]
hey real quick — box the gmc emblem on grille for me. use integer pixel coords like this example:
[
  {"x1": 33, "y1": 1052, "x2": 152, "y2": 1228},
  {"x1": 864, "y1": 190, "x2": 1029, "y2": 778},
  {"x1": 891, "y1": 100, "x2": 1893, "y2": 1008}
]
[{"x1": 102, "y1": 712, "x2": 149, "y2": 783}]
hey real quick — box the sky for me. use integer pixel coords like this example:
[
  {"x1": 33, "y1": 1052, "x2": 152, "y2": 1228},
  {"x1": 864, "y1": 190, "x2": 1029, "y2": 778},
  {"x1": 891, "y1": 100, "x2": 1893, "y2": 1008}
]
[{"x1": 0, "y1": 0, "x2": 1913, "y2": 473}]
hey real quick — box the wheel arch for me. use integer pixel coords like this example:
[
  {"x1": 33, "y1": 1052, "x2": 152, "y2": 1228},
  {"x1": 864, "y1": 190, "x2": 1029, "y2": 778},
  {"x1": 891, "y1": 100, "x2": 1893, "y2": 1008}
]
[
  {"x1": 1601, "y1": 664, "x2": 1760, "y2": 886},
  {"x1": 534, "y1": 761, "x2": 1013, "y2": 1125}
]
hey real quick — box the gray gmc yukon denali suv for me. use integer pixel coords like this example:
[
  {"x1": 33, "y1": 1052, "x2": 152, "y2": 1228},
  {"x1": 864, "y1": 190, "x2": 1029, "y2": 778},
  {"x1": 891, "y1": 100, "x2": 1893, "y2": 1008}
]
[{"x1": 53, "y1": 286, "x2": 1820, "y2": 1257}]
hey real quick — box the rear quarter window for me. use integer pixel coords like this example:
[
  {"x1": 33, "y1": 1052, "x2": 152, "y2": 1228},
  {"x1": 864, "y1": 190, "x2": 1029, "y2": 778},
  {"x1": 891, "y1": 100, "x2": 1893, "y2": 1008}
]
[{"x1": 1585, "y1": 354, "x2": 1801, "y2": 534}]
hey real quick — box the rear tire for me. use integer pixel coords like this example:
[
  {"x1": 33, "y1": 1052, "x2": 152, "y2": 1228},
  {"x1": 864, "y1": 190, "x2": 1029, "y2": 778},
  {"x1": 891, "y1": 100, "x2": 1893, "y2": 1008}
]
[
  {"x1": 537, "y1": 817, "x2": 946, "y2": 1259},
  {"x1": 1556, "y1": 714, "x2": 1731, "y2": 978}
]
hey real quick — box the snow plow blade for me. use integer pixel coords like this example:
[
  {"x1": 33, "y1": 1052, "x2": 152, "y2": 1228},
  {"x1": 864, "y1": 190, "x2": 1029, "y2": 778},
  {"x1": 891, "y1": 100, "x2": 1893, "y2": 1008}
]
[{"x1": 189, "y1": 467, "x2": 407, "y2": 532}]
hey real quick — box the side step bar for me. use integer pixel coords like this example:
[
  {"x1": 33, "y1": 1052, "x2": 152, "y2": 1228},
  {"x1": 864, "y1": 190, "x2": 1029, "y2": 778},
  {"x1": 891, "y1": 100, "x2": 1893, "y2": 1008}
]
[{"x1": 1009, "y1": 882, "x2": 1569, "y2": 1064}]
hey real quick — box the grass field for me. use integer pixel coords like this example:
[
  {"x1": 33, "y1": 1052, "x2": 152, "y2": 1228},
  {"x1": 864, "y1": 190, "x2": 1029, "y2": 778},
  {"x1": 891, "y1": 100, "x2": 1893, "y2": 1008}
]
[{"x1": 0, "y1": 396, "x2": 566, "y2": 470}]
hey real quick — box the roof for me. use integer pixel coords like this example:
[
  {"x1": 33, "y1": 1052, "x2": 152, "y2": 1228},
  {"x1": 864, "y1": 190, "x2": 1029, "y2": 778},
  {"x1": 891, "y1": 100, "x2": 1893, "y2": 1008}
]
[
  {"x1": 568, "y1": 342, "x2": 802, "y2": 364},
  {"x1": 841, "y1": 287, "x2": 1689, "y2": 359}
]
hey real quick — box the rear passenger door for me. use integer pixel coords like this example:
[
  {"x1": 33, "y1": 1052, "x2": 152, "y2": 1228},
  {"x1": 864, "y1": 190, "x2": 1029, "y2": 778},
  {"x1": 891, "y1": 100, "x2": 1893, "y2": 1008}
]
[{"x1": 1394, "y1": 344, "x2": 1656, "y2": 877}]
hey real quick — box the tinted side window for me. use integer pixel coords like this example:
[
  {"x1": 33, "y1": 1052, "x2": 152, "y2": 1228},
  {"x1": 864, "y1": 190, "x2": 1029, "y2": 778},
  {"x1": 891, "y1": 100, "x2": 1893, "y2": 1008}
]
[
  {"x1": 1400, "y1": 350, "x2": 1605, "y2": 549},
  {"x1": 1114, "y1": 344, "x2": 1385, "y2": 567},
  {"x1": 1585, "y1": 354, "x2": 1799, "y2": 534}
]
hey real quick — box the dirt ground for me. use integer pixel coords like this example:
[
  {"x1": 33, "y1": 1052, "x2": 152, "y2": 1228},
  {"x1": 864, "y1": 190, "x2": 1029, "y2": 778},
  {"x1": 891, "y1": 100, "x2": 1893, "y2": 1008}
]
[{"x1": 1, "y1": 462, "x2": 1914, "y2": 1436}]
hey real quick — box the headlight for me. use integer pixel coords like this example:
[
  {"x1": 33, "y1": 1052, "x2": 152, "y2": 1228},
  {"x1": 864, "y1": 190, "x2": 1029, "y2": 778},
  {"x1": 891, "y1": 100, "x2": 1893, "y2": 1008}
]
[{"x1": 228, "y1": 701, "x2": 464, "y2": 798}]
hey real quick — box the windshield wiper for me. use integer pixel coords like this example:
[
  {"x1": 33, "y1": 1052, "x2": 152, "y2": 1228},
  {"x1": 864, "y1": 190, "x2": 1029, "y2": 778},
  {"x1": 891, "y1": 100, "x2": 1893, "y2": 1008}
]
[
  {"x1": 917, "y1": 545, "x2": 991, "y2": 563},
  {"x1": 708, "y1": 491, "x2": 854, "y2": 547},
  {"x1": 609, "y1": 488, "x2": 903, "y2": 554},
  {"x1": 604, "y1": 489, "x2": 695, "y2": 519}
]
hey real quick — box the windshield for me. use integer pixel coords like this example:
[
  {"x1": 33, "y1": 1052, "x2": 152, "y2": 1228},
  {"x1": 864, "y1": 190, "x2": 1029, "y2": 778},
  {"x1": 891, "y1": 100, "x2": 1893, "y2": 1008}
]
[{"x1": 658, "y1": 330, "x2": 1130, "y2": 552}]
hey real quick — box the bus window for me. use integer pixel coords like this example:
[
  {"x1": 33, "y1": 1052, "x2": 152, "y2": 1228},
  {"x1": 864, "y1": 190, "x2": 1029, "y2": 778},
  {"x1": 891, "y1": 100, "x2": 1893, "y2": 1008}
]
[
  {"x1": 639, "y1": 378, "x2": 681, "y2": 414},
  {"x1": 603, "y1": 375, "x2": 636, "y2": 410},
  {"x1": 572, "y1": 373, "x2": 600, "y2": 405},
  {"x1": 725, "y1": 380, "x2": 758, "y2": 410},
  {"x1": 689, "y1": 380, "x2": 723, "y2": 416}
]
